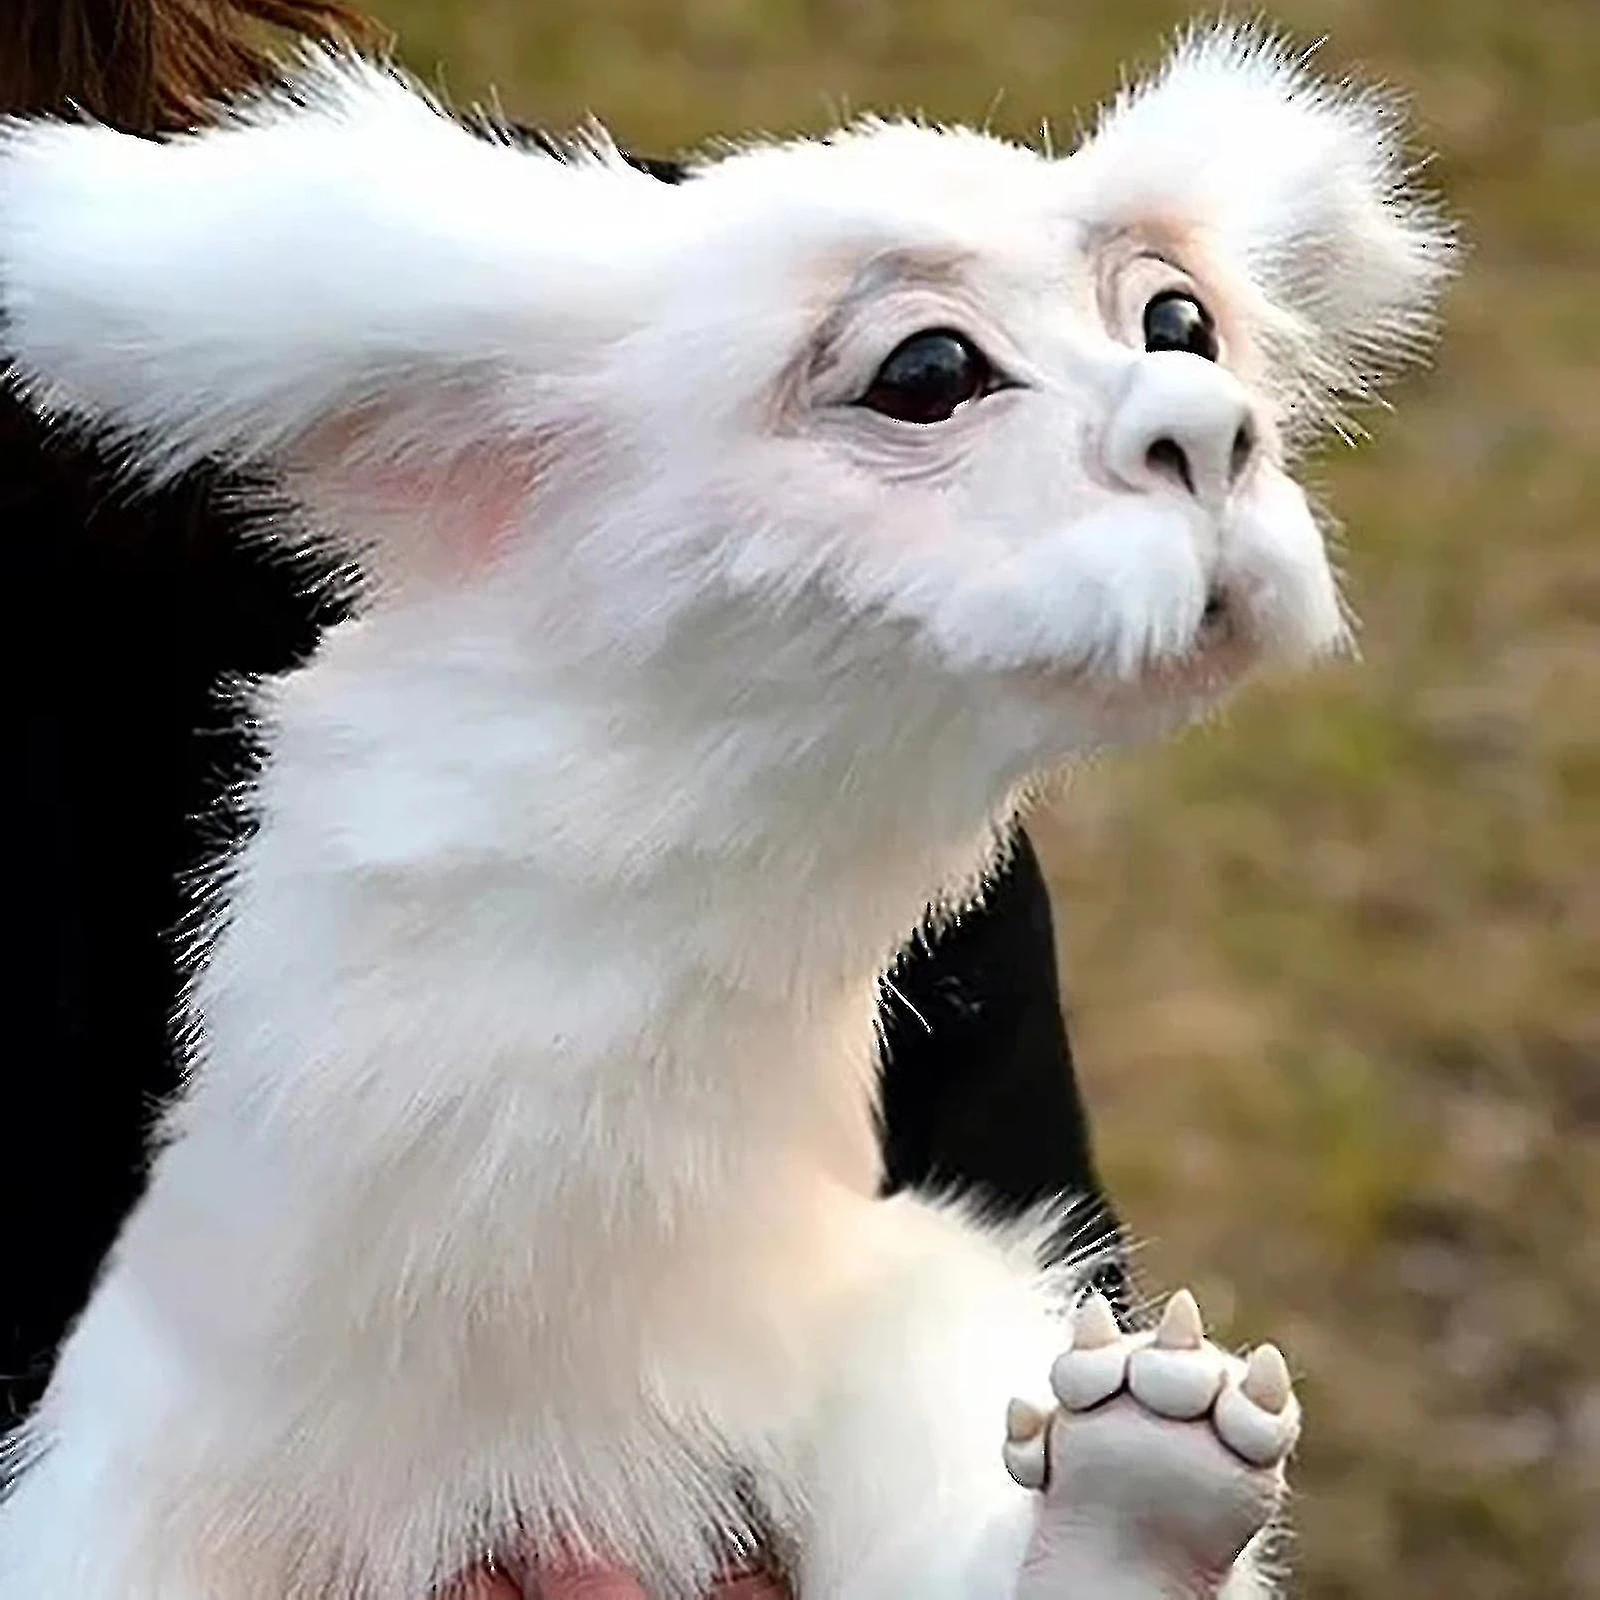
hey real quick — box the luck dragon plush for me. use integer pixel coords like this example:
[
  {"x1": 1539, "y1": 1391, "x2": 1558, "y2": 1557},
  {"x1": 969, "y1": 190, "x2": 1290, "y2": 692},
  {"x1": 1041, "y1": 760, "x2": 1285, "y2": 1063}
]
[{"x1": 0, "y1": 26, "x2": 1451, "y2": 1599}]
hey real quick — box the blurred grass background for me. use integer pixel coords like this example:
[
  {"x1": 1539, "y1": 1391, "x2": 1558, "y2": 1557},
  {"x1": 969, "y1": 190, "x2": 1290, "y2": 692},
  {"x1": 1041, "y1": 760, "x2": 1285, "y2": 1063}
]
[{"x1": 364, "y1": 2, "x2": 1595, "y2": 1593}]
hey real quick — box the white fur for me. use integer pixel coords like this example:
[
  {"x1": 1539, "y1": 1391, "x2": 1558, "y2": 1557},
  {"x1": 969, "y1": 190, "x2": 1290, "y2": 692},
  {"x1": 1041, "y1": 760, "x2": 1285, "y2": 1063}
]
[{"x1": 0, "y1": 27, "x2": 1450, "y2": 1600}]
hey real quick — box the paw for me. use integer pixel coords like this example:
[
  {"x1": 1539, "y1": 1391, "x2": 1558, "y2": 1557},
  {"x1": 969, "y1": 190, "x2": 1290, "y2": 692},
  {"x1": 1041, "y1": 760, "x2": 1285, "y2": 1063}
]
[{"x1": 1003, "y1": 1289, "x2": 1300, "y2": 1591}]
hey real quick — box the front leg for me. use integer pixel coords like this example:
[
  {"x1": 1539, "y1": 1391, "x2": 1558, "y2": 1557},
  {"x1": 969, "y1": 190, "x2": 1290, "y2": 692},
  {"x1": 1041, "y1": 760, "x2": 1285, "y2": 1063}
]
[
  {"x1": 1003, "y1": 1290, "x2": 1300, "y2": 1600},
  {"x1": 781, "y1": 1197, "x2": 1297, "y2": 1600},
  {"x1": 777, "y1": 1193, "x2": 1102, "y2": 1599}
]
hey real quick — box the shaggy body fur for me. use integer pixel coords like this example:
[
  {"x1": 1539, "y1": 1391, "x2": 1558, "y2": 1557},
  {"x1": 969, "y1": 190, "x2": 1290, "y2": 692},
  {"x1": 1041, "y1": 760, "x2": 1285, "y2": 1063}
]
[{"x1": 0, "y1": 28, "x2": 1449, "y2": 1599}]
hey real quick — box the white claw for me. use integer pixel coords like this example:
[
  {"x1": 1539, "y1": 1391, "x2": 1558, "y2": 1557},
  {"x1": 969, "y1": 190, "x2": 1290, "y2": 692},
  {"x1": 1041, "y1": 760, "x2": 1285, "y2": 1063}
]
[
  {"x1": 1072, "y1": 1291, "x2": 1121, "y2": 1350},
  {"x1": 1240, "y1": 1343, "x2": 1291, "y2": 1414},
  {"x1": 1214, "y1": 1350, "x2": 1300, "y2": 1469},
  {"x1": 1048, "y1": 1292, "x2": 1127, "y2": 1410},
  {"x1": 1003, "y1": 1432, "x2": 1048, "y2": 1490},
  {"x1": 1153, "y1": 1288, "x2": 1204, "y2": 1351},
  {"x1": 1006, "y1": 1397, "x2": 1048, "y2": 1442},
  {"x1": 1126, "y1": 1288, "x2": 1222, "y2": 1419}
]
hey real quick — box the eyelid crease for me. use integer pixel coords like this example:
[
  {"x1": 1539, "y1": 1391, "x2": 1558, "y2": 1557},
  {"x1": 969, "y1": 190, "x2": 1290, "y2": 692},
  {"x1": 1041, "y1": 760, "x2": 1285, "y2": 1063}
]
[
  {"x1": 797, "y1": 247, "x2": 1026, "y2": 404},
  {"x1": 1091, "y1": 225, "x2": 1206, "y2": 337}
]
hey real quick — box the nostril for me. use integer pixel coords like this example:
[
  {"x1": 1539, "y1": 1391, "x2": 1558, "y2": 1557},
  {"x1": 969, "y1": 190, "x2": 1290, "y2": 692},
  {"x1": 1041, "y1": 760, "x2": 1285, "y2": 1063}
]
[
  {"x1": 1230, "y1": 421, "x2": 1256, "y2": 482},
  {"x1": 1199, "y1": 587, "x2": 1233, "y2": 644},
  {"x1": 1145, "y1": 436, "x2": 1194, "y2": 496}
]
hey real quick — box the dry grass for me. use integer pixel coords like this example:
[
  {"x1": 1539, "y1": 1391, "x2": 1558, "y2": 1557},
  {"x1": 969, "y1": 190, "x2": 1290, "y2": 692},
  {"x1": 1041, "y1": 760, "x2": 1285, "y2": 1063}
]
[{"x1": 363, "y1": 3, "x2": 1598, "y2": 1592}]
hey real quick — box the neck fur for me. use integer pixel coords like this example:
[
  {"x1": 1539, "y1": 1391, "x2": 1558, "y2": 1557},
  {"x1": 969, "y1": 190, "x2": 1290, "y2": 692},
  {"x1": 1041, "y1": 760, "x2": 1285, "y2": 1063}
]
[{"x1": 179, "y1": 586, "x2": 1024, "y2": 1247}]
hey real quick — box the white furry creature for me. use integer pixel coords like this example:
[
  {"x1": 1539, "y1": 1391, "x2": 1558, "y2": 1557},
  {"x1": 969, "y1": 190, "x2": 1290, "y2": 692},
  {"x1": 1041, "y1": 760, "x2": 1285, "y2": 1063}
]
[{"x1": 0, "y1": 26, "x2": 1451, "y2": 1600}]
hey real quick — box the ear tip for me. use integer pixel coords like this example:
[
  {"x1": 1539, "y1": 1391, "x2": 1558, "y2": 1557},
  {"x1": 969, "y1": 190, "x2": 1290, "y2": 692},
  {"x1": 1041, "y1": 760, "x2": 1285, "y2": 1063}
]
[{"x1": 1160, "y1": 17, "x2": 1324, "y2": 92}]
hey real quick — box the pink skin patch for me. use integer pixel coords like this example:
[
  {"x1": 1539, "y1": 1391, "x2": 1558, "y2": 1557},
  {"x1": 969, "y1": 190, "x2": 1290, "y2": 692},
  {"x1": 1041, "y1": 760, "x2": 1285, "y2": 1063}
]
[{"x1": 298, "y1": 408, "x2": 550, "y2": 578}]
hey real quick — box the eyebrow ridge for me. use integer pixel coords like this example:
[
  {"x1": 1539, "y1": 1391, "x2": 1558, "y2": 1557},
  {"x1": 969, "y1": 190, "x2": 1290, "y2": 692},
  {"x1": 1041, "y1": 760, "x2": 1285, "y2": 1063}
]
[{"x1": 805, "y1": 246, "x2": 977, "y2": 379}]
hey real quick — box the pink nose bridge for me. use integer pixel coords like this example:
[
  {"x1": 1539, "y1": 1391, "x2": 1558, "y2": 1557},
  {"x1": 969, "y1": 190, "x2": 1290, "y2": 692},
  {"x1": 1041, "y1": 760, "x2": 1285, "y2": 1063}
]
[{"x1": 1105, "y1": 352, "x2": 1258, "y2": 509}]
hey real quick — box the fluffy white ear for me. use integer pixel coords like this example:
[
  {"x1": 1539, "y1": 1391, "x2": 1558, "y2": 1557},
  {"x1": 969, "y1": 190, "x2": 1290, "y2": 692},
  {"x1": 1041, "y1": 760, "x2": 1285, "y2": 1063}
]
[
  {"x1": 0, "y1": 53, "x2": 668, "y2": 572},
  {"x1": 1069, "y1": 25, "x2": 1456, "y2": 432}
]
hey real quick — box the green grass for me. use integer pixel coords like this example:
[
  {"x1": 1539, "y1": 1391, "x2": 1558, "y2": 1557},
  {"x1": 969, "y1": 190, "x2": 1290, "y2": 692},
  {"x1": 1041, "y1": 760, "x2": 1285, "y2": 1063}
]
[{"x1": 363, "y1": 3, "x2": 1599, "y2": 1592}]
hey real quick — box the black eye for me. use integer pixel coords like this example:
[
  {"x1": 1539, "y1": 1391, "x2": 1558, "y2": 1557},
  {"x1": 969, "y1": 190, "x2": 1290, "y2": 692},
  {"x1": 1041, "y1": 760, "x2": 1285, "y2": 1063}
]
[
  {"x1": 1142, "y1": 292, "x2": 1220, "y2": 361},
  {"x1": 858, "y1": 329, "x2": 998, "y2": 424}
]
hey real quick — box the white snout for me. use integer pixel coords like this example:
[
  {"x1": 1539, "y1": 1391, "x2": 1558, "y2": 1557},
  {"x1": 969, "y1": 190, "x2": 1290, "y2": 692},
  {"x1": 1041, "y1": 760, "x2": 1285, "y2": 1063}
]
[
  {"x1": 1105, "y1": 354, "x2": 1258, "y2": 511},
  {"x1": 1223, "y1": 467, "x2": 1350, "y2": 665}
]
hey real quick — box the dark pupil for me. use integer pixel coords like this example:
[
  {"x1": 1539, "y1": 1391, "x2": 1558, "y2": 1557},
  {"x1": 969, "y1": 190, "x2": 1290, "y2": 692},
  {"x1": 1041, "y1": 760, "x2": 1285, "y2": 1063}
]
[
  {"x1": 1143, "y1": 292, "x2": 1219, "y2": 361},
  {"x1": 860, "y1": 331, "x2": 986, "y2": 424}
]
